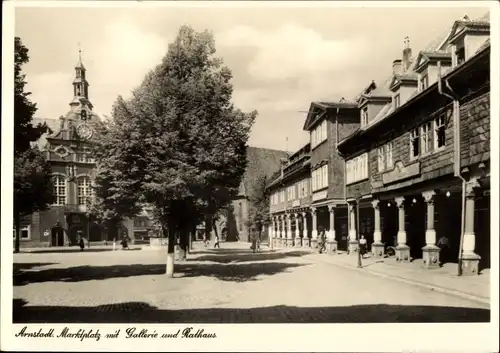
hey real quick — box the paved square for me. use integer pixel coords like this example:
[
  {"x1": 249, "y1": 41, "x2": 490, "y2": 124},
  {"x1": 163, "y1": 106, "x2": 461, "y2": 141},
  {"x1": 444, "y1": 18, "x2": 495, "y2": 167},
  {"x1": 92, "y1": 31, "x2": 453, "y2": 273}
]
[{"x1": 13, "y1": 242, "x2": 490, "y2": 323}]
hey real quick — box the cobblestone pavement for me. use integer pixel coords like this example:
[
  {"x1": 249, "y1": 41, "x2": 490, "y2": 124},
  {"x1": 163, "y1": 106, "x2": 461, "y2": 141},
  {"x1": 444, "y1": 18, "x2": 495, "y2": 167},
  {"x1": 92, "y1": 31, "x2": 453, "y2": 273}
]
[{"x1": 13, "y1": 242, "x2": 490, "y2": 323}]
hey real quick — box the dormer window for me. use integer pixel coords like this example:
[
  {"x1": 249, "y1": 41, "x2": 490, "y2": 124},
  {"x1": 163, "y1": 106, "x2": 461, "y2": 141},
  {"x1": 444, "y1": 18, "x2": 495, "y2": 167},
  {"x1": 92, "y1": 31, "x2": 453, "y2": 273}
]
[
  {"x1": 456, "y1": 46, "x2": 465, "y2": 65},
  {"x1": 420, "y1": 74, "x2": 429, "y2": 91},
  {"x1": 393, "y1": 94, "x2": 401, "y2": 109},
  {"x1": 360, "y1": 107, "x2": 368, "y2": 127}
]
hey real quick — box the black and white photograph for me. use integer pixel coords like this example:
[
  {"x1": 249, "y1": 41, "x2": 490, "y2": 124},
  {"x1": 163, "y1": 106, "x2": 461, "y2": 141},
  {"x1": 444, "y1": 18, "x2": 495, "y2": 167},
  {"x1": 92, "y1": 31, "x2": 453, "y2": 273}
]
[{"x1": 2, "y1": 1, "x2": 499, "y2": 352}]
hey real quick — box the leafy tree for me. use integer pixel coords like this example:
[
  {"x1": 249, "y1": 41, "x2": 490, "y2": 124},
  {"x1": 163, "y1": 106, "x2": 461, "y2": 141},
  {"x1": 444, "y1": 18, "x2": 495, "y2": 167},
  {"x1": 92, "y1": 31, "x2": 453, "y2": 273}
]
[
  {"x1": 88, "y1": 113, "x2": 142, "y2": 241},
  {"x1": 101, "y1": 25, "x2": 255, "y2": 277},
  {"x1": 13, "y1": 37, "x2": 53, "y2": 253}
]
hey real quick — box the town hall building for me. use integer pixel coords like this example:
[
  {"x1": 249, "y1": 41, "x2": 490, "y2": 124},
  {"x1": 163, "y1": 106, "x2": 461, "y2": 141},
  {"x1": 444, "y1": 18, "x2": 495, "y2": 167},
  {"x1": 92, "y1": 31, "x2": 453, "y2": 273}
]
[{"x1": 16, "y1": 51, "x2": 152, "y2": 248}]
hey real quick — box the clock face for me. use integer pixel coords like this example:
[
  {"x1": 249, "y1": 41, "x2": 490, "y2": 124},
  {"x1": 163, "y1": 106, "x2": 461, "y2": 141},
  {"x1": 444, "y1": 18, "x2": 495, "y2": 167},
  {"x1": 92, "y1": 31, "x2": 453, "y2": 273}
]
[{"x1": 76, "y1": 124, "x2": 93, "y2": 140}]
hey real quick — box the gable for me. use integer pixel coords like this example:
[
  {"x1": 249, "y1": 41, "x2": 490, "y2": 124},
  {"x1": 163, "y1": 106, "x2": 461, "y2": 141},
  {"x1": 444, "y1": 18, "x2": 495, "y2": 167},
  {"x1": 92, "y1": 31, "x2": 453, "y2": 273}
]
[{"x1": 302, "y1": 102, "x2": 326, "y2": 131}]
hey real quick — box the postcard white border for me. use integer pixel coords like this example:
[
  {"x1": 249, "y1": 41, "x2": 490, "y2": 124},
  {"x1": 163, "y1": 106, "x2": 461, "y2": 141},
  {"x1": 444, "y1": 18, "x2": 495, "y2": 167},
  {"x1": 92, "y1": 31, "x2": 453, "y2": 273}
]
[{"x1": 2, "y1": 1, "x2": 499, "y2": 352}]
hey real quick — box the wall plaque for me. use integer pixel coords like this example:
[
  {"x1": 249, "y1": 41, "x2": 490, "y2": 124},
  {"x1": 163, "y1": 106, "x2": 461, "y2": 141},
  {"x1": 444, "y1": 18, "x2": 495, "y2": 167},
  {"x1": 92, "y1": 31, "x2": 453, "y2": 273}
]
[{"x1": 382, "y1": 160, "x2": 421, "y2": 185}]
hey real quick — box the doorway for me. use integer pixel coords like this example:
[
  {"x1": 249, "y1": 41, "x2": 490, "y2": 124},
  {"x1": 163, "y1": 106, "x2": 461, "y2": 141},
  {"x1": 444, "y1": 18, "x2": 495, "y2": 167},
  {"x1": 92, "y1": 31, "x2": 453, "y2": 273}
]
[{"x1": 51, "y1": 226, "x2": 64, "y2": 247}]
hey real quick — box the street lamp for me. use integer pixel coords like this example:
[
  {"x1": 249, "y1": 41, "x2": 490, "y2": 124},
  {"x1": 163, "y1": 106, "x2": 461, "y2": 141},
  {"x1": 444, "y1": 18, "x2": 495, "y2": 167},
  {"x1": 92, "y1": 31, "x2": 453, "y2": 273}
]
[{"x1": 356, "y1": 197, "x2": 362, "y2": 268}]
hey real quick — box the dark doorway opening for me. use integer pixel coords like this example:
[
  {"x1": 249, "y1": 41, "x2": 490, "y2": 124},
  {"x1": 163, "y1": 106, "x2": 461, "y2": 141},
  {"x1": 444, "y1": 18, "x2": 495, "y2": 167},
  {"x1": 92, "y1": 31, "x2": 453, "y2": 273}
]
[
  {"x1": 405, "y1": 197, "x2": 426, "y2": 260},
  {"x1": 51, "y1": 226, "x2": 64, "y2": 247},
  {"x1": 475, "y1": 193, "x2": 490, "y2": 271}
]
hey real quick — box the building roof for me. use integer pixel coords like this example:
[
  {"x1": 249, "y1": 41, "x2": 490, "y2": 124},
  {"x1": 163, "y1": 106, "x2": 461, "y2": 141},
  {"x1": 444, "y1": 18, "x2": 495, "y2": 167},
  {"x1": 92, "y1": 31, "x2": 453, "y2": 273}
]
[
  {"x1": 238, "y1": 146, "x2": 289, "y2": 197},
  {"x1": 339, "y1": 12, "x2": 490, "y2": 147}
]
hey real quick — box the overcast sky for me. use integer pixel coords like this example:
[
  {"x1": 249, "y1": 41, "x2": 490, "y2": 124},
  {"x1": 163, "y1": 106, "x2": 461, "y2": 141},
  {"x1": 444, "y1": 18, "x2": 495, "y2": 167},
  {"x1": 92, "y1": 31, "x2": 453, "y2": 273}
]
[{"x1": 15, "y1": 4, "x2": 489, "y2": 152}]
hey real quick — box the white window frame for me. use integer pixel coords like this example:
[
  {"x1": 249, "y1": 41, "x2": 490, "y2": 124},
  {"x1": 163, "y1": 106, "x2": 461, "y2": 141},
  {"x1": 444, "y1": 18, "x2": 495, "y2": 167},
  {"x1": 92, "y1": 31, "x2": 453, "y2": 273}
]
[
  {"x1": 385, "y1": 142, "x2": 394, "y2": 170},
  {"x1": 322, "y1": 164, "x2": 328, "y2": 189},
  {"x1": 410, "y1": 128, "x2": 420, "y2": 159},
  {"x1": 377, "y1": 146, "x2": 385, "y2": 172},
  {"x1": 13, "y1": 225, "x2": 31, "y2": 240},
  {"x1": 434, "y1": 114, "x2": 446, "y2": 150},
  {"x1": 420, "y1": 74, "x2": 429, "y2": 91},
  {"x1": 77, "y1": 176, "x2": 93, "y2": 205},
  {"x1": 394, "y1": 93, "x2": 401, "y2": 109},
  {"x1": 53, "y1": 175, "x2": 67, "y2": 205},
  {"x1": 421, "y1": 121, "x2": 433, "y2": 155},
  {"x1": 361, "y1": 107, "x2": 368, "y2": 127},
  {"x1": 346, "y1": 153, "x2": 368, "y2": 185}
]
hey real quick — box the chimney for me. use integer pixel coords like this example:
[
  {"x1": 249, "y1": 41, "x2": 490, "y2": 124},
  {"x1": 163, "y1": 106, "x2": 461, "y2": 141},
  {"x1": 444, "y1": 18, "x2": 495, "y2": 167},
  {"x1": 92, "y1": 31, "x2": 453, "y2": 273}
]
[
  {"x1": 392, "y1": 59, "x2": 402, "y2": 75},
  {"x1": 402, "y1": 36, "x2": 412, "y2": 72}
]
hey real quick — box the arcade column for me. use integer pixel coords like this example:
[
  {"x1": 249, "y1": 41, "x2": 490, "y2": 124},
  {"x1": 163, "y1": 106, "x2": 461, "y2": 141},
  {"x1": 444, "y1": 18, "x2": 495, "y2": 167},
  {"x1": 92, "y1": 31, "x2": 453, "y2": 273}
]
[
  {"x1": 462, "y1": 179, "x2": 481, "y2": 275},
  {"x1": 371, "y1": 199, "x2": 384, "y2": 258},
  {"x1": 310, "y1": 207, "x2": 318, "y2": 249},
  {"x1": 327, "y1": 205, "x2": 337, "y2": 254},
  {"x1": 422, "y1": 190, "x2": 440, "y2": 269},
  {"x1": 395, "y1": 196, "x2": 410, "y2": 262},
  {"x1": 302, "y1": 211, "x2": 309, "y2": 247},
  {"x1": 347, "y1": 202, "x2": 358, "y2": 254}
]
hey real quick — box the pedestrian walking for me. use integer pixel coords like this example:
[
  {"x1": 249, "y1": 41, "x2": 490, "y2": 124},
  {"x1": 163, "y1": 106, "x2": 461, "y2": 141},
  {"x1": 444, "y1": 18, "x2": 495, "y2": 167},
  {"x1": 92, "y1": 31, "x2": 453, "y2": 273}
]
[
  {"x1": 359, "y1": 235, "x2": 367, "y2": 257},
  {"x1": 203, "y1": 233, "x2": 209, "y2": 247},
  {"x1": 250, "y1": 227, "x2": 257, "y2": 253},
  {"x1": 437, "y1": 235, "x2": 450, "y2": 265},
  {"x1": 214, "y1": 233, "x2": 220, "y2": 248},
  {"x1": 255, "y1": 230, "x2": 262, "y2": 252},
  {"x1": 121, "y1": 236, "x2": 129, "y2": 250},
  {"x1": 318, "y1": 229, "x2": 326, "y2": 254},
  {"x1": 78, "y1": 231, "x2": 85, "y2": 251}
]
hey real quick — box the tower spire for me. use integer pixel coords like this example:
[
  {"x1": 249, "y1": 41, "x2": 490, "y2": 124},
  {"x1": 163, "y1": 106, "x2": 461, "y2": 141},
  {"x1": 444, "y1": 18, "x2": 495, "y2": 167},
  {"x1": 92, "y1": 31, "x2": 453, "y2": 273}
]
[{"x1": 70, "y1": 45, "x2": 92, "y2": 111}]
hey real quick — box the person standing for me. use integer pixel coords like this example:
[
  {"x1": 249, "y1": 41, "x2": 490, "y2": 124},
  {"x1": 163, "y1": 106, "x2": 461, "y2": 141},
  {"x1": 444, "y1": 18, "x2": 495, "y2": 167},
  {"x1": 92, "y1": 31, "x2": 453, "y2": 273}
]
[
  {"x1": 250, "y1": 227, "x2": 257, "y2": 253},
  {"x1": 78, "y1": 231, "x2": 85, "y2": 251},
  {"x1": 214, "y1": 233, "x2": 220, "y2": 248},
  {"x1": 437, "y1": 235, "x2": 450, "y2": 265},
  {"x1": 359, "y1": 235, "x2": 367, "y2": 257}
]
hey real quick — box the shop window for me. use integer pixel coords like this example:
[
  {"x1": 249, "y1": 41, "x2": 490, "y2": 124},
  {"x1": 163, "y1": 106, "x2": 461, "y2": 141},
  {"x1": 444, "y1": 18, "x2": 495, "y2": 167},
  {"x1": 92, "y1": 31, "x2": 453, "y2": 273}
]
[{"x1": 13, "y1": 225, "x2": 31, "y2": 240}]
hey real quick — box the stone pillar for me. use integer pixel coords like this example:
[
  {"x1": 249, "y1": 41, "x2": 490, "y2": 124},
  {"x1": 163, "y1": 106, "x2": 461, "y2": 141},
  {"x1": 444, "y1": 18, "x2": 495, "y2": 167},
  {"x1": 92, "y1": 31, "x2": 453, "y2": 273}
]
[
  {"x1": 422, "y1": 191, "x2": 440, "y2": 268},
  {"x1": 371, "y1": 199, "x2": 384, "y2": 258},
  {"x1": 310, "y1": 207, "x2": 318, "y2": 249},
  {"x1": 461, "y1": 179, "x2": 481, "y2": 275},
  {"x1": 395, "y1": 197, "x2": 410, "y2": 262},
  {"x1": 286, "y1": 213, "x2": 293, "y2": 247},
  {"x1": 348, "y1": 202, "x2": 359, "y2": 254},
  {"x1": 273, "y1": 217, "x2": 278, "y2": 249},
  {"x1": 269, "y1": 218, "x2": 274, "y2": 250},
  {"x1": 302, "y1": 212, "x2": 309, "y2": 247},
  {"x1": 280, "y1": 216, "x2": 285, "y2": 248},
  {"x1": 327, "y1": 205, "x2": 337, "y2": 254},
  {"x1": 294, "y1": 213, "x2": 301, "y2": 248}
]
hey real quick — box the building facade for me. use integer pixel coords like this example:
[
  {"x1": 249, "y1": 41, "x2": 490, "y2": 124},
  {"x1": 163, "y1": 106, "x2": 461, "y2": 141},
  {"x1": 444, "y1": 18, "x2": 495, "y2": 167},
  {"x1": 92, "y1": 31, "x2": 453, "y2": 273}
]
[
  {"x1": 268, "y1": 14, "x2": 490, "y2": 276},
  {"x1": 268, "y1": 101, "x2": 361, "y2": 252},
  {"x1": 16, "y1": 52, "x2": 153, "y2": 248},
  {"x1": 337, "y1": 16, "x2": 490, "y2": 275}
]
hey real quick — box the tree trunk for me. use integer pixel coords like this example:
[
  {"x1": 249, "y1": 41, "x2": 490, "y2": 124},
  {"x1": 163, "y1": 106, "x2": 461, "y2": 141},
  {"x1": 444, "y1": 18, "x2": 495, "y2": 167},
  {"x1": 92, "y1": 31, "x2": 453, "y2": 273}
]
[
  {"x1": 205, "y1": 215, "x2": 212, "y2": 243},
  {"x1": 166, "y1": 223, "x2": 175, "y2": 278},
  {"x1": 178, "y1": 226, "x2": 188, "y2": 261},
  {"x1": 188, "y1": 225, "x2": 195, "y2": 253},
  {"x1": 14, "y1": 210, "x2": 21, "y2": 254}
]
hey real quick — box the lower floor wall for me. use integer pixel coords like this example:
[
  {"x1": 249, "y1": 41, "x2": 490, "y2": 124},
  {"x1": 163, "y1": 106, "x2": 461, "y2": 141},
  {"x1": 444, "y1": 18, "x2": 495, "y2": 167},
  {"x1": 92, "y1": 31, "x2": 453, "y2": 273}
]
[
  {"x1": 270, "y1": 178, "x2": 491, "y2": 272},
  {"x1": 14, "y1": 207, "x2": 143, "y2": 248}
]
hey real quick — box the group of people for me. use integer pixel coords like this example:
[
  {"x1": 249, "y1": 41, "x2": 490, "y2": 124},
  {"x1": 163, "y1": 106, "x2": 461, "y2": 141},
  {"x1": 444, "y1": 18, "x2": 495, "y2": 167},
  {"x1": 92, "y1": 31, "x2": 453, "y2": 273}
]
[{"x1": 316, "y1": 229, "x2": 451, "y2": 264}]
